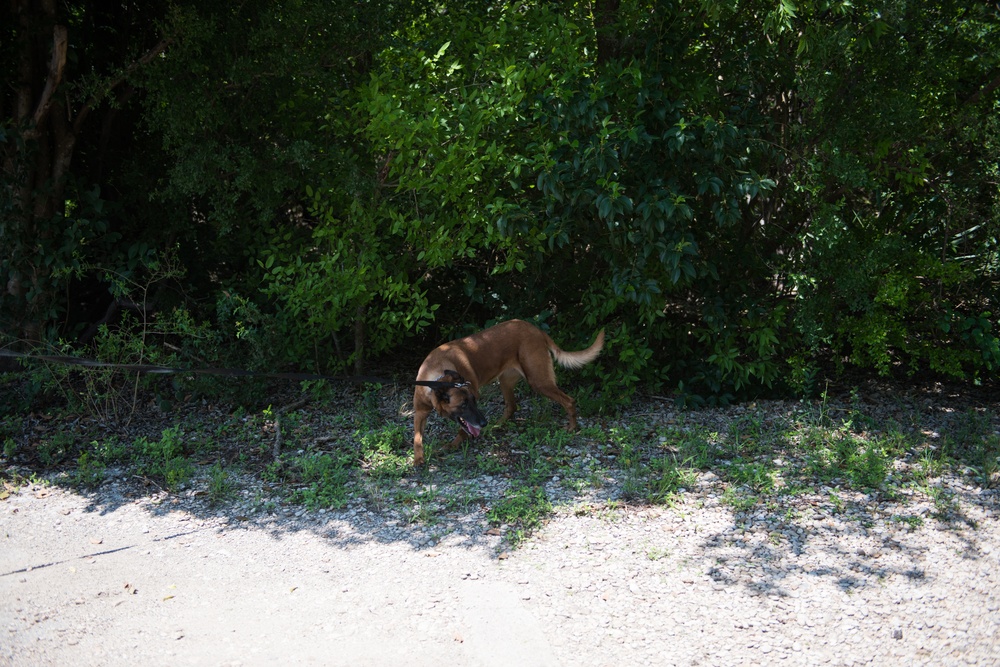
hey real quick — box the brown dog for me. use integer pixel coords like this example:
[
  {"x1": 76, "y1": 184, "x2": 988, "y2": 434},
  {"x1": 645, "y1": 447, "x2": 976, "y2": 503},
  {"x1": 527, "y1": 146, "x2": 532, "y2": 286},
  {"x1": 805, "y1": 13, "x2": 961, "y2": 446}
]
[{"x1": 412, "y1": 319, "x2": 605, "y2": 465}]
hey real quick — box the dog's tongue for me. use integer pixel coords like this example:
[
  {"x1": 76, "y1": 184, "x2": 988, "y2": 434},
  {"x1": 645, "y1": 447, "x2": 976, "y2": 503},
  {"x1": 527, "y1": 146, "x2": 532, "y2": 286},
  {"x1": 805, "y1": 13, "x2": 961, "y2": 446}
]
[{"x1": 466, "y1": 422, "x2": 482, "y2": 438}]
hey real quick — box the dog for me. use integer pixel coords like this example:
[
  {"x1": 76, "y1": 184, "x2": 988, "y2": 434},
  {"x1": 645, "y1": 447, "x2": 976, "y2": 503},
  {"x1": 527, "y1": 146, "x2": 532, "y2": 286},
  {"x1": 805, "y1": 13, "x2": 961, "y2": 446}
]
[{"x1": 412, "y1": 319, "x2": 605, "y2": 465}]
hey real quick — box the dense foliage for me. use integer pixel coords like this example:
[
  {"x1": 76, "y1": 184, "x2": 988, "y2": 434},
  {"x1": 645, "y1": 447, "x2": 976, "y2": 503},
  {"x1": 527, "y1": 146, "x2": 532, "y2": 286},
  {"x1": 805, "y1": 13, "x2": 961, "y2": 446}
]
[{"x1": 2, "y1": 0, "x2": 998, "y2": 404}]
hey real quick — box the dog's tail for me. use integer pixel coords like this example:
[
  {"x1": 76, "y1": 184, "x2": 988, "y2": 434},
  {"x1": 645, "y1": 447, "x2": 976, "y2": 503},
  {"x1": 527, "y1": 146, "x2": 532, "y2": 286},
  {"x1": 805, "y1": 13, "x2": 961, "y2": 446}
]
[{"x1": 550, "y1": 329, "x2": 605, "y2": 370}]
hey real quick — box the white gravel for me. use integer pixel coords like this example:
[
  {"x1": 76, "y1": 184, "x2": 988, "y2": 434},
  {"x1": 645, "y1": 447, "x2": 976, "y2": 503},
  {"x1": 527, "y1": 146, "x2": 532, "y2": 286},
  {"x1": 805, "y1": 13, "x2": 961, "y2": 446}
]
[{"x1": 2, "y1": 396, "x2": 999, "y2": 666}]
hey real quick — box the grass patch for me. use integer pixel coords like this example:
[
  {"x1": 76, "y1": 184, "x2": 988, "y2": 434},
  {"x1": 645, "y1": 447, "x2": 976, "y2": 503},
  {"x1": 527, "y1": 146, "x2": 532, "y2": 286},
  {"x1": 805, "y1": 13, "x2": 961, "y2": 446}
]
[{"x1": 890, "y1": 513, "x2": 924, "y2": 529}]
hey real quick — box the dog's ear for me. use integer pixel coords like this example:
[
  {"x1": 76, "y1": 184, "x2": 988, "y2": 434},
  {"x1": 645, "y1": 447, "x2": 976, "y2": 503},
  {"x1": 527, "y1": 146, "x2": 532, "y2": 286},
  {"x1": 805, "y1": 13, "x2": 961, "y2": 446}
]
[
  {"x1": 438, "y1": 372, "x2": 457, "y2": 401},
  {"x1": 415, "y1": 370, "x2": 470, "y2": 402},
  {"x1": 433, "y1": 384, "x2": 454, "y2": 403},
  {"x1": 439, "y1": 370, "x2": 464, "y2": 384}
]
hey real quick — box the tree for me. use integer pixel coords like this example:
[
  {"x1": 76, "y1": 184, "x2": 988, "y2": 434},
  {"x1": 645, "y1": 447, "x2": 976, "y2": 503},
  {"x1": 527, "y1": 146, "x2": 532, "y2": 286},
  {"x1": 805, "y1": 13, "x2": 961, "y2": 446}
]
[{"x1": 1, "y1": 0, "x2": 169, "y2": 343}]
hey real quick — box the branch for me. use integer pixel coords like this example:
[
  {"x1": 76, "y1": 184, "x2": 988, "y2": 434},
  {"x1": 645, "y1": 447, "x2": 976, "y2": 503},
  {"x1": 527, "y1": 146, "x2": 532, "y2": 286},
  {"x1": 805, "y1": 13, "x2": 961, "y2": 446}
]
[{"x1": 73, "y1": 38, "x2": 172, "y2": 135}]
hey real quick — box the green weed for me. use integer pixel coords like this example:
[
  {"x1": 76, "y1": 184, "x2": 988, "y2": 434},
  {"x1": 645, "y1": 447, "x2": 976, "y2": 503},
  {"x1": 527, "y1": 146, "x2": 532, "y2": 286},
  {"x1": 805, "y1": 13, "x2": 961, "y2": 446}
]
[
  {"x1": 91, "y1": 437, "x2": 128, "y2": 465},
  {"x1": 671, "y1": 428, "x2": 717, "y2": 469},
  {"x1": 725, "y1": 412, "x2": 772, "y2": 456},
  {"x1": 354, "y1": 384, "x2": 384, "y2": 430},
  {"x1": 359, "y1": 423, "x2": 409, "y2": 480},
  {"x1": 396, "y1": 484, "x2": 441, "y2": 524},
  {"x1": 890, "y1": 514, "x2": 924, "y2": 529},
  {"x1": 726, "y1": 459, "x2": 776, "y2": 493},
  {"x1": 36, "y1": 431, "x2": 75, "y2": 467},
  {"x1": 721, "y1": 486, "x2": 757, "y2": 512},
  {"x1": 283, "y1": 451, "x2": 353, "y2": 509},
  {"x1": 649, "y1": 456, "x2": 698, "y2": 500},
  {"x1": 207, "y1": 463, "x2": 236, "y2": 504},
  {"x1": 487, "y1": 484, "x2": 552, "y2": 547},
  {"x1": 73, "y1": 451, "x2": 106, "y2": 488},
  {"x1": 132, "y1": 426, "x2": 194, "y2": 491},
  {"x1": 646, "y1": 545, "x2": 670, "y2": 561},
  {"x1": 622, "y1": 452, "x2": 697, "y2": 504},
  {"x1": 846, "y1": 444, "x2": 889, "y2": 489}
]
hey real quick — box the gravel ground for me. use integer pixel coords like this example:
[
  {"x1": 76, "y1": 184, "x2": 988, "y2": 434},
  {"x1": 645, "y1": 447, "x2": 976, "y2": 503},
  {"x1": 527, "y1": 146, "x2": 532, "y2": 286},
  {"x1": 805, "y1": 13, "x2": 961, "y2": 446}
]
[{"x1": 2, "y1": 395, "x2": 1000, "y2": 666}]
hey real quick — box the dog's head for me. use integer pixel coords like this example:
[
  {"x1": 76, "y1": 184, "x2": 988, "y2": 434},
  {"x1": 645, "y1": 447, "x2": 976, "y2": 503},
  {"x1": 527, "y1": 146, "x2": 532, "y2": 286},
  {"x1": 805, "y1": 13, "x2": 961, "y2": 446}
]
[{"x1": 416, "y1": 370, "x2": 487, "y2": 438}]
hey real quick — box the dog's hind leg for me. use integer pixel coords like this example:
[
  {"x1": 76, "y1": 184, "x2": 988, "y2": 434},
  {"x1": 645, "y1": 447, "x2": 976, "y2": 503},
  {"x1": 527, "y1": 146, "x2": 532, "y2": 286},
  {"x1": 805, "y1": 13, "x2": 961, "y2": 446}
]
[{"x1": 497, "y1": 369, "x2": 522, "y2": 424}]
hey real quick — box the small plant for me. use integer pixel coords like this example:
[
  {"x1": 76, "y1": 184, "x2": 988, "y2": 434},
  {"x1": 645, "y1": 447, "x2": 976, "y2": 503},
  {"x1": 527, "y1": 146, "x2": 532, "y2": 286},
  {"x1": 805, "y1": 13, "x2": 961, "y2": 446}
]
[
  {"x1": 843, "y1": 388, "x2": 876, "y2": 432},
  {"x1": 3, "y1": 437, "x2": 18, "y2": 459},
  {"x1": 927, "y1": 486, "x2": 959, "y2": 520},
  {"x1": 721, "y1": 486, "x2": 757, "y2": 512},
  {"x1": 207, "y1": 463, "x2": 236, "y2": 504},
  {"x1": 646, "y1": 545, "x2": 670, "y2": 561},
  {"x1": 487, "y1": 484, "x2": 552, "y2": 547},
  {"x1": 969, "y1": 435, "x2": 1000, "y2": 488},
  {"x1": 359, "y1": 423, "x2": 410, "y2": 480},
  {"x1": 726, "y1": 412, "x2": 770, "y2": 457},
  {"x1": 132, "y1": 426, "x2": 194, "y2": 491},
  {"x1": 891, "y1": 514, "x2": 924, "y2": 529},
  {"x1": 36, "y1": 431, "x2": 76, "y2": 467},
  {"x1": 506, "y1": 426, "x2": 569, "y2": 484},
  {"x1": 828, "y1": 490, "x2": 845, "y2": 514},
  {"x1": 940, "y1": 410, "x2": 1000, "y2": 488},
  {"x1": 73, "y1": 451, "x2": 106, "y2": 488},
  {"x1": 914, "y1": 442, "x2": 946, "y2": 483},
  {"x1": 354, "y1": 383, "x2": 383, "y2": 430},
  {"x1": 613, "y1": 427, "x2": 654, "y2": 501},
  {"x1": 282, "y1": 451, "x2": 352, "y2": 509},
  {"x1": 798, "y1": 425, "x2": 890, "y2": 490},
  {"x1": 395, "y1": 484, "x2": 441, "y2": 524},
  {"x1": 622, "y1": 451, "x2": 698, "y2": 504},
  {"x1": 360, "y1": 478, "x2": 392, "y2": 512},
  {"x1": 846, "y1": 444, "x2": 889, "y2": 489},
  {"x1": 727, "y1": 459, "x2": 776, "y2": 492},
  {"x1": 91, "y1": 436, "x2": 128, "y2": 465},
  {"x1": 669, "y1": 427, "x2": 717, "y2": 469}
]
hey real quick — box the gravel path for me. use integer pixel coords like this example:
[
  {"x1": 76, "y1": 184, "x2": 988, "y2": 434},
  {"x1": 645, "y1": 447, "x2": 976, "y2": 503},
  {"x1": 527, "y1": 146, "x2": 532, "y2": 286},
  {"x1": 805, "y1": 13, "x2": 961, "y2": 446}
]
[
  {"x1": 3, "y1": 398, "x2": 1000, "y2": 666},
  {"x1": 4, "y1": 475, "x2": 999, "y2": 665}
]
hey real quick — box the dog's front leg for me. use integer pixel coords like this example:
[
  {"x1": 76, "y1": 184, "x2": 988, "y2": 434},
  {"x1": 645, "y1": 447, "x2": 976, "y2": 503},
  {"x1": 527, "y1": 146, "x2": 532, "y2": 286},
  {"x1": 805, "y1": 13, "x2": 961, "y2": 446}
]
[{"x1": 413, "y1": 407, "x2": 430, "y2": 466}]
